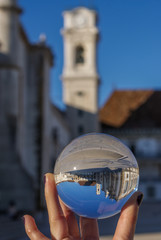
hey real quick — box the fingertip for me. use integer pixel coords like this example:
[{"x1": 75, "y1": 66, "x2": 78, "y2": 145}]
[
  {"x1": 121, "y1": 191, "x2": 143, "y2": 212},
  {"x1": 22, "y1": 215, "x2": 36, "y2": 235},
  {"x1": 22, "y1": 214, "x2": 31, "y2": 225},
  {"x1": 23, "y1": 215, "x2": 49, "y2": 240},
  {"x1": 45, "y1": 173, "x2": 54, "y2": 180},
  {"x1": 45, "y1": 173, "x2": 57, "y2": 196},
  {"x1": 23, "y1": 214, "x2": 35, "y2": 225},
  {"x1": 45, "y1": 173, "x2": 56, "y2": 186}
]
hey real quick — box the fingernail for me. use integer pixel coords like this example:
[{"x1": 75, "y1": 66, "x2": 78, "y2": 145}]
[
  {"x1": 44, "y1": 175, "x2": 46, "y2": 185},
  {"x1": 21, "y1": 216, "x2": 25, "y2": 225},
  {"x1": 137, "y1": 194, "x2": 143, "y2": 206}
]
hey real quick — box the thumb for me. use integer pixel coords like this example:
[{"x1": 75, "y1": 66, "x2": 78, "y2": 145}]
[{"x1": 113, "y1": 191, "x2": 143, "y2": 240}]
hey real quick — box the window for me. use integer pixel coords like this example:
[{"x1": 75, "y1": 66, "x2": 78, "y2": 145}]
[
  {"x1": 147, "y1": 186, "x2": 155, "y2": 198},
  {"x1": 126, "y1": 173, "x2": 129, "y2": 180},
  {"x1": 77, "y1": 91, "x2": 84, "y2": 97},
  {"x1": 124, "y1": 181, "x2": 128, "y2": 193},
  {"x1": 130, "y1": 144, "x2": 136, "y2": 155},
  {"x1": 7, "y1": 115, "x2": 16, "y2": 145},
  {"x1": 75, "y1": 46, "x2": 84, "y2": 64},
  {"x1": 78, "y1": 125, "x2": 84, "y2": 135},
  {"x1": 52, "y1": 128, "x2": 58, "y2": 144},
  {"x1": 78, "y1": 109, "x2": 84, "y2": 117},
  {"x1": 136, "y1": 138, "x2": 158, "y2": 157}
]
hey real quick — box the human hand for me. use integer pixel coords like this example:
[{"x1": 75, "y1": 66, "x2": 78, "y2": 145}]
[{"x1": 23, "y1": 173, "x2": 143, "y2": 240}]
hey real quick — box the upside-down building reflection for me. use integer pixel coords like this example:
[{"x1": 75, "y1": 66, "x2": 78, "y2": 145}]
[{"x1": 55, "y1": 167, "x2": 139, "y2": 201}]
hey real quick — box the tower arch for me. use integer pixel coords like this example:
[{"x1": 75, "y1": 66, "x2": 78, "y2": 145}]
[{"x1": 75, "y1": 45, "x2": 85, "y2": 65}]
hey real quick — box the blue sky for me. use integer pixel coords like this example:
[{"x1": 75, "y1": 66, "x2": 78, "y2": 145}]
[
  {"x1": 57, "y1": 181, "x2": 124, "y2": 219},
  {"x1": 20, "y1": 0, "x2": 161, "y2": 109}
]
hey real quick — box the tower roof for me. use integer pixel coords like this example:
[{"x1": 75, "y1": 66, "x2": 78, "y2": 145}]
[{"x1": 63, "y1": 6, "x2": 96, "y2": 15}]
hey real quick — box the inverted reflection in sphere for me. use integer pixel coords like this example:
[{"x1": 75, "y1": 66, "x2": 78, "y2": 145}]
[{"x1": 54, "y1": 133, "x2": 139, "y2": 219}]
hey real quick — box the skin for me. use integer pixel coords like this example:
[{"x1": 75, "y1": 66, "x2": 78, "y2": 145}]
[{"x1": 23, "y1": 173, "x2": 143, "y2": 240}]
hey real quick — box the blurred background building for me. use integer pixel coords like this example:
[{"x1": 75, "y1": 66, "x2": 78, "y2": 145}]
[
  {"x1": 100, "y1": 90, "x2": 161, "y2": 201},
  {"x1": 0, "y1": 0, "x2": 52, "y2": 211},
  {"x1": 0, "y1": 0, "x2": 69, "y2": 211},
  {"x1": 0, "y1": 0, "x2": 161, "y2": 217},
  {"x1": 0, "y1": 1, "x2": 100, "y2": 212}
]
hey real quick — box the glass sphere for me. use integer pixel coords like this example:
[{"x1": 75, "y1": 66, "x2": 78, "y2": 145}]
[{"x1": 54, "y1": 133, "x2": 139, "y2": 219}]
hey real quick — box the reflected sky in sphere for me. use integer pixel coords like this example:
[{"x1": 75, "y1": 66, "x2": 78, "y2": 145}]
[
  {"x1": 57, "y1": 181, "x2": 137, "y2": 219},
  {"x1": 54, "y1": 133, "x2": 139, "y2": 219}
]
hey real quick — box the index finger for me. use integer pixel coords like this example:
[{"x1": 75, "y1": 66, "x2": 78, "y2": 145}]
[{"x1": 44, "y1": 173, "x2": 69, "y2": 240}]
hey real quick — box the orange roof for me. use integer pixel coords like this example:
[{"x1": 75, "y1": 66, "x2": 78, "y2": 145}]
[{"x1": 99, "y1": 90, "x2": 154, "y2": 127}]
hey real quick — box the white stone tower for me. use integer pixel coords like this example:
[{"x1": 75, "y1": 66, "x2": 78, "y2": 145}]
[
  {"x1": 0, "y1": 0, "x2": 21, "y2": 63},
  {"x1": 61, "y1": 7, "x2": 99, "y2": 138}
]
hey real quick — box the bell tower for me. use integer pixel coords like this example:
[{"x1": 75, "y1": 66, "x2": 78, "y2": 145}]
[{"x1": 61, "y1": 7, "x2": 99, "y2": 138}]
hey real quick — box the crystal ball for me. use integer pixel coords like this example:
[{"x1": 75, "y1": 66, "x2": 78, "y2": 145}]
[{"x1": 54, "y1": 133, "x2": 139, "y2": 219}]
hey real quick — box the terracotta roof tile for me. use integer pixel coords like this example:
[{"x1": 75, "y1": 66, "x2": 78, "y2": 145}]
[{"x1": 99, "y1": 90, "x2": 154, "y2": 127}]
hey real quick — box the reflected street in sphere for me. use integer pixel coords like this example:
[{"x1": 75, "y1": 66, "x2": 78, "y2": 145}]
[{"x1": 54, "y1": 133, "x2": 139, "y2": 219}]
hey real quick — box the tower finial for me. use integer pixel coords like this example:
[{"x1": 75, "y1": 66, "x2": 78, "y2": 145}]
[{"x1": 39, "y1": 34, "x2": 47, "y2": 45}]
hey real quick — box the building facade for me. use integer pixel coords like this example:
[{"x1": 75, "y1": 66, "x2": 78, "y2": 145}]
[
  {"x1": 100, "y1": 90, "x2": 161, "y2": 201},
  {"x1": 0, "y1": 0, "x2": 56, "y2": 211}
]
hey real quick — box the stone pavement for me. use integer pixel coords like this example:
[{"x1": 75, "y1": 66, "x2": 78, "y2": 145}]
[
  {"x1": 0, "y1": 202, "x2": 161, "y2": 240},
  {"x1": 100, "y1": 233, "x2": 161, "y2": 240}
]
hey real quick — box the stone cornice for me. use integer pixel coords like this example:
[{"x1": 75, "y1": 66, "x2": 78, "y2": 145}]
[
  {"x1": 0, "y1": 63, "x2": 19, "y2": 70},
  {"x1": 102, "y1": 127, "x2": 161, "y2": 137},
  {"x1": 0, "y1": 5, "x2": 22, "y2": 14},
  {"x1": 61, "y1": 27, "x2": 98, "y2": 36}
]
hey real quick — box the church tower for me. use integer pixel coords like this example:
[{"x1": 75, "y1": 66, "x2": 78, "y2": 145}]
[{"x1": 61, "y1": 7, "x2": 99, "y2": 138}]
